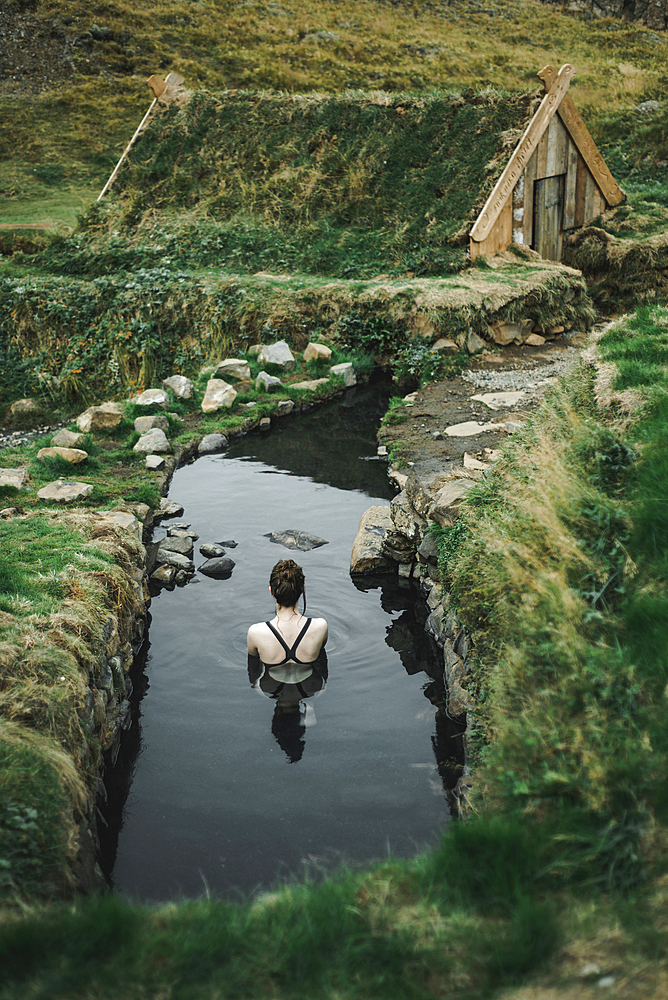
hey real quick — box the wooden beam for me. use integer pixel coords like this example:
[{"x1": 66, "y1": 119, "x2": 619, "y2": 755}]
[
  {"x1": 538, "y1": 65, "x2": 624, "y2": 207},
  {"x1": 470, "y1": 63, "x2": 576, "y2": 244},
  {"x1": 97, "y1": 72, "x2": 185, "y2": 202}
]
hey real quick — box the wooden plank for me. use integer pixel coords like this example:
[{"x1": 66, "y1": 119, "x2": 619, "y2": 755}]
[
  {"x1": 536, "y1": 127, "x2": 549, "y2": 180},
  {"x1": 513, "y1": 176, "x2": 525, "y2": 245},
  {"x1": 583, "y1": 171, "x2": 596, "y2": 223},
  {"x1": 523, "y1": 147, "x2": 538, "y2": 246},
  {"x1": 593, "y1": 186, "x2": 605, "y2": 218},
  {"x1": 470, "y1": 64, "x2": 576, "y2": 243},
  {"x1": 563, "y1": 138, "x2": 578, "y2": 230},
  {"x1": 534, "y1": 175, "x2": 564, "y2": 261},
  {"x1": 538, "y1": 65, "x2": 625, "y2": 207},
  {"x1": 552, "y1": 116, "x2": 569, "y2": 175},
  {"x1": 574, "y1": 152, "x2": 587, "y2": 229},
  {"x1": 499, "y1": 194, "x2": 513, "y2": 249}
]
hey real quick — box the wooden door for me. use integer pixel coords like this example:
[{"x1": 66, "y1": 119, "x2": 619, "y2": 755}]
[{"x1": 533, "y1": 174, "x2": 565, "y2": 261}]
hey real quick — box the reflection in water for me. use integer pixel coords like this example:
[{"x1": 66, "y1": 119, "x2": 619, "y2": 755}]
[{"x1": 248, "y1": 650, "x2": 329, "y2": 763}]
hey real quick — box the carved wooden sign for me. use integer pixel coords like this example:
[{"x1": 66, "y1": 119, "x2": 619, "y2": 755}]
[
  {"x1": 538, "y1": 65, "x2": 624, "y2": 207},
  {"x1": 470, "y1": 63, "x2": 576, "y2": 243}
]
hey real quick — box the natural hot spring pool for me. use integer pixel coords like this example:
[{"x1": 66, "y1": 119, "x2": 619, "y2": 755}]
[{"x1": 99, "y1": 380, "x2": 457, "y2": 902}]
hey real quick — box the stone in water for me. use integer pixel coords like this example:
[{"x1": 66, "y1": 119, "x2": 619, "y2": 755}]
[
  {"x1": 265, "y1": 529, "x2": 328, "y2": 551},
  {"x1": 199, "y1": 556, "x2": 235, "y2": 579}
]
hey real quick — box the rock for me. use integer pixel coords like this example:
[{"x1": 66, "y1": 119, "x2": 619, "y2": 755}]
[
  {"x1": 291, "y1": 378, "x2": 329, "y2": 391},
  {"x1": 201, "y1": 379, "x2": 237, "y2": 412},
  {"x1": 545, "y1": 325, "x2": 565, "y2": 336},
  {"x1": 256, "y1": 371, "x2": 283, "y2": 393},
  {"x1": 37, "y1": 447, "x2": 88, "y2": 464},
  {"x1": 430, "y1": 338, "x2": 458, "y2": 352},
  {"x1": 133, "y1": 428, "x2": 172, "y2": 454},
  {"x1": 388, "y1": 469, "x2": 408, "y2": 490},
  {"x1": 444, "y1": 420, "x2": 505, "y2": 437},
  {"x1": 0, "y1": 507, "x2": 21, "y2": 517},
  {"x1": 637, "y1": 100, "x2": 660, "y2": 113},
  {"x1": 76, "y1": 403, "x2": 122, "y2": 434},
  {"x1": 390, "y1": 490, "x2": 424, "y2": 542},
  {"x1": 377, "y1": 445, "x2": 388, "y2": 457},
  {"x1": 277, "y1": 399, "x2": 294, "y2": 416},
  {"x1": 233, "y1": 380, "x2": 253, "y2": 395},
  {"x1": 168, "y1": 528, "x2": 199, "y2": 540},
  {"x1": 219, "y1": 539, "x2": 238, "y2": 548},
  {"x1": 330, "y1": 362, "x2": 356, "y2": 387},
  {"x1": 9, "y1": 398, "x2": 38, "y2": 416},
  {"x1": 37, "y1": 479, "x2": 94, "y2": 502},
  {"x1": 158, "y1": 499, "x2": 184, "y2": 518},
  {"x1": 524, "y1": 333, "x2": 546, "y2": 346},
  {"x1": 417, "y1": 532, "x2": 440, "y2": 564},
  {"x1": 505, "y1": 420, "x2": 524, "y2": 433},
  {"x1": 258, "y1": 340, "x2": 295, "y2": 371},
  {"x1": 405, "y1": 461, "x2": 455, "y2": 519},
  {"x1": 199, "y1": 556, "x2": 235, "y2": 578},
  {"x1": 134, "y1": 414, "x2": 169, "y2": 434},
  {"x1": 198, "y1": 433, "x2": 228, "y2": 454},
  {"x1": 0, "y1": 468, "x2": 28, "y2": 489},
  {"x1": 428, "y1": 479, "x2": 475, "y2": 528},
  {"x1": 133, "y1": 388, "x2": 170, "y2": 408},
  {"x1": 465, "y1": 332, "x2": 487, "y2": 354},
  {"x1": 200, "y1": 543, "x2": 226, "y2": 558},
  {"x1": 463, "y1": 453, "x2": 488, "y2": 470},
  {"x1": 350, "y1": 506, "x2": 395, "y2": 575},
  {"x1": 175, "y1": 571, "x2": 190, "y2": 587},
  {"x1": 146, "y1": 454, "x2": 165, "y2": 470},
  {"x1": 162, "y1": 375, "x2": 193, "y2": 399},
  {"x1": 155, "y1": 548, "x2": 194, "y2": 572},
  {"x1": 151, "y1": 564, "x2": 176, "y2": 584},
  {"x1": 51, "y1": 428, "x2": 85, "y2": 448},
  {"x1": 259, "y1": 417, "x2": 271, "y2": 431},
  {"x1": 470, "y1": 390, "x2": 525, "y2": 409},
  {"x1": 158, "y1": 535, "x2": 194, "y2": 557},
  {"x1": 303, "y1": 342, "x2": 332, "y2": 362},
  {"x1": 96, "y1": 511, "x2": 142, "y2": 541},
  {"x1": 214, "y1": 359, "x2": 251, "y2": 381},
  {"x1": 265, "y1": 529, "x2": 328, "y2": 551},
  {"x1": 488, "y1": 320, "x2": 533, "y2": 345},
  {"x1": 247, "y1": 344, "x2": 263, "y2": 355},
  {"x1": 169, "y1": 521, "x2": 191, "y2": 530}
]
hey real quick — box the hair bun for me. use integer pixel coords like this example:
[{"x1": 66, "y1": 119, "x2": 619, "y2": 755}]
[{"x1": 270, "y1": 559, "x2": 305, "y2": 609}]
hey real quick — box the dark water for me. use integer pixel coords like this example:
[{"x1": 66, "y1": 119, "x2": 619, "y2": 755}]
[{"x1": 100, "y1": 380, "x2": 461, "y2": 903}]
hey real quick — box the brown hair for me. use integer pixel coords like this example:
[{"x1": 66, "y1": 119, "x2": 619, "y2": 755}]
[{"x1": 270, "y1": 559, "x2": 305, "y2": 610}]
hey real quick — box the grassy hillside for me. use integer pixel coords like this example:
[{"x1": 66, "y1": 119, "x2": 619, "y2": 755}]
[{"x1": 2, "y1": 0, "x2": 668, "y2": 233}]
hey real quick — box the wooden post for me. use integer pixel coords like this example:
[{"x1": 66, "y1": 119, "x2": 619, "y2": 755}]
[{"x1": 97, "y1": 72, "x2": 184, "y2": 202}]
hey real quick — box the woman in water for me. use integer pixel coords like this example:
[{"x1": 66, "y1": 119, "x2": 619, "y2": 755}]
[{"x1": 247, "y1": 559, "x2": 328, "y2": 761}]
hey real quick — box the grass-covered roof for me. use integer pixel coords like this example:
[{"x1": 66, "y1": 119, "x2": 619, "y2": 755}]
[{"x1": 97, "y1": 88, "x2": 537, "y2": 278}]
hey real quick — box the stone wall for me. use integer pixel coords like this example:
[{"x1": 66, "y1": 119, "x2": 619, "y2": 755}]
[{"x1": 351, "y1": 458, "x2": 482, "y2": 814}]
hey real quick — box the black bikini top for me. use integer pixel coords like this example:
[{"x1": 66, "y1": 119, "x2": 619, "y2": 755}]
[{"x1": 265, "y1": 617, "x2": 313, "y2": 664}]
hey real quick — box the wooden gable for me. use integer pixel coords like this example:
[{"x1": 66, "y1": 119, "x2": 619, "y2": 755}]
[{"x1": 469, "y1": 64, "x2": 624, "y2": 262}]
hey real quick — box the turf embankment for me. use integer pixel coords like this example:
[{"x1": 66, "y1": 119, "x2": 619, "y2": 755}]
[{"x1": 2, "y1": 311, "x2": 668, "y2": 997}]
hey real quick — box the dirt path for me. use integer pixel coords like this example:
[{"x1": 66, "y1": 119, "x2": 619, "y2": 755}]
[{"x1": 378, "y1": 331, "x2": 591, "y2": 471}]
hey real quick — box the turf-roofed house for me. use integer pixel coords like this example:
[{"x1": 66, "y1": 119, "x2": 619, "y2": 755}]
[{"x1": 102, "y1": 63, "x2": 624, "y2": 273}]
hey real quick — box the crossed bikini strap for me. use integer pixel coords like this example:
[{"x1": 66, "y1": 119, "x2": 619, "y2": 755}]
[{"x1": 265, "y1": 617, "x2": 313, "y2": 663}]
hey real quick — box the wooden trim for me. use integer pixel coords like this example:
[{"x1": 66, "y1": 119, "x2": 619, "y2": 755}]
[
  {"x1": 538, "y1": 65, "x2": 624, "y2": 207},
  {"x1": 470, "y1": 64, "x2": 576, "y2": 243}
]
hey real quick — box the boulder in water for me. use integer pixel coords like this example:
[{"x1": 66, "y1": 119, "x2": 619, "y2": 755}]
[
  {"x1": 265, "y1": 529, "x2": 328, "y2": 551},
  {"x1": 199, "y1": 556, "x2": 235, "y2": 579}
]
